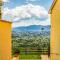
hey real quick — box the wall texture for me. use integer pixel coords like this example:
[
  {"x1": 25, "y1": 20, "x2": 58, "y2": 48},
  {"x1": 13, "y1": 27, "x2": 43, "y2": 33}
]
[
  {"x1": 0, "y1": 20, "x2": 12, "y2": 60},
  {"x1": 50, "y1": 0, "x2": 60, "y2": 60}
]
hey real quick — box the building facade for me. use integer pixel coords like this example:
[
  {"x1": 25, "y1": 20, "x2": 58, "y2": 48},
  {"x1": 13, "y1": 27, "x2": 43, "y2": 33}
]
[
  {"x1": 0, "y1": 20, "x2": 12, "y2": 60},
  {"x1": 49, "y1": 0, "x2": 60, "y2": 60}
]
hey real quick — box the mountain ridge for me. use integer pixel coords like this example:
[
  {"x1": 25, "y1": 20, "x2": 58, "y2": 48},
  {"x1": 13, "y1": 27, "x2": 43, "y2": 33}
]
[{"x1": 13, "y1": 25, "x2": 50, "y2": 31}]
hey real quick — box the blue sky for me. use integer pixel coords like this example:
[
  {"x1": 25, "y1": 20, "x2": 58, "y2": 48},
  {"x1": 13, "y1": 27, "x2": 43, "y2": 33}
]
[
  {"x1": 3, "y1": 0, "x2": 53, "y2": 10},
  {"x1": 2, "y1": 0, "x2": 53, "y2": 27}
]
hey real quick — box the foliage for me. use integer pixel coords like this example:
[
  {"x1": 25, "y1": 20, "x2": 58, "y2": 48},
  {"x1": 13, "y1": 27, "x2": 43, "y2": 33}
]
[{"x1": 12, "y1": 30, "x2": 50, "y2": 55}]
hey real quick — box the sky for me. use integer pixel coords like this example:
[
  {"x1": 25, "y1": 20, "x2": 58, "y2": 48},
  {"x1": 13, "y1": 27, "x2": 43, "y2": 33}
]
[{"x1": 2, "y1": 0, "x2": 53, "y2": 27}]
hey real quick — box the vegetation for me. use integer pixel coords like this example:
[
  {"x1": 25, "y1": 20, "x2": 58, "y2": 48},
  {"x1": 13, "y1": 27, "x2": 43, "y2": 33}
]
[{"x1": 12, "y1": 30, "x2": 50, "y2": 59}]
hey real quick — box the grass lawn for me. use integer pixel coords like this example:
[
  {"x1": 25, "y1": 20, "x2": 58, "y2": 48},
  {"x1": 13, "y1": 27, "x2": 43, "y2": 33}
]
[
  {"x1": 20, "y1": 59, "x2": 40, "y2": 60},
  {"x1": 20, "y1": 54, "x2": 41, "y2": 60}
]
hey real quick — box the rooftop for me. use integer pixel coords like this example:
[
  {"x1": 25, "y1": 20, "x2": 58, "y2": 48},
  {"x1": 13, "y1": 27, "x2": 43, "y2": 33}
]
[{"x1": 49, "y1": 0, "x2": 57, "y2": 14}]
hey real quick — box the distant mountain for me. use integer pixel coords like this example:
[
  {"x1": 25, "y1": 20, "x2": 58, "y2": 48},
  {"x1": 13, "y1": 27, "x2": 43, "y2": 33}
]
[{"x1": 13, "y1": 25, "x2": 50, "y2": 31}]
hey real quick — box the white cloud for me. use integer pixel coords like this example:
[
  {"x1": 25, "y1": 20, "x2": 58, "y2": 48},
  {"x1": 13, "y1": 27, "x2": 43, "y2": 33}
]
[
  {"x1": 2, "y1": 4, "x2": 50, "y2": 27},
  {"x1": 2, "y1": 4, "x2": 48, "y2": 21},
  {"x1": 2, "y1": 0, "x2": 9, "y2": 2},
  {"x1": 12, "y1": 16, "x2": 50, "y2": 28}
]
